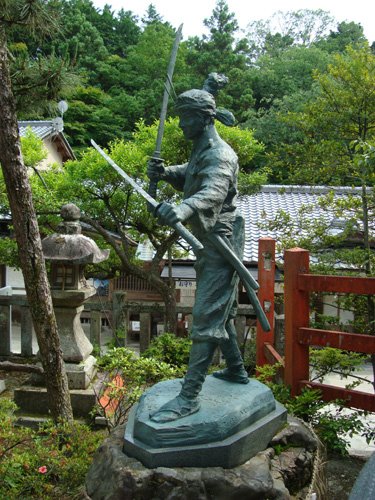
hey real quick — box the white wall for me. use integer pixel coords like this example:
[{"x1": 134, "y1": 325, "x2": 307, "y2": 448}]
[
  {"x1": 5, "y1": 267, "x2": 26, "y2": 295},
  {"x1": 323, "y1": 294, "x2": 354, "y2": 325}
]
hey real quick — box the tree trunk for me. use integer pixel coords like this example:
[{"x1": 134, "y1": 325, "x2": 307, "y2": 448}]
[
  {"x1": 160, "y1": 285, "x2": 178, "y2": 333},
  {"x1": 0, "y1": 28, "x2": 73, "y2": 421}
]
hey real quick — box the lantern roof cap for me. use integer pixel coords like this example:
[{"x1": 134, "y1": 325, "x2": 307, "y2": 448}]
[{"x1": 42, "y1": 204, "x2": 109, "y2": 264}]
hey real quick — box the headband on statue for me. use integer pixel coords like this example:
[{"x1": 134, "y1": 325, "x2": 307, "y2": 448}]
[{"x1": 175, "y1": 74, "x2": 235, "y2": 127}]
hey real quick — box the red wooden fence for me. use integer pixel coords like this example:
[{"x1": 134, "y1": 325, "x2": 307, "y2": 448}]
[
  {"x1": 256, "y1": 238, "x2": 276, "y2": 366},
  {"x1": 283, "y1": 247, "x2": 375, "y2": 412}
]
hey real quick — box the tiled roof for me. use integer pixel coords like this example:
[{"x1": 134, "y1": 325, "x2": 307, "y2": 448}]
[
  {"x1": 237, "y1": 185, "x2": 365, "y2": 263},
  {"x1": 118, "y1": 185, "x2": 368, "y2": 269},
  {"x1": 19, "y1": 120, "x2": 61, "y2": 139},
  {"x1": 18, "y1": 119, "x2": 75, "y2": 161}
]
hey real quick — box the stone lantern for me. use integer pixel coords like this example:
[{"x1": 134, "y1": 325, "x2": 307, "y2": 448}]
[{"x1": 42, "y1": 203, "x2": 109, "y2": 389}]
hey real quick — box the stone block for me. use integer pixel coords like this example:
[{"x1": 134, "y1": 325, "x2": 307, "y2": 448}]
[
  {"x1": 65, "y1": 355, "x2": 97, "y2": 389},
  {"x1": 14, "y1": 383, "x2": 98, "y2": 418},
  {"x1": 86, "y1": 423, "x2": 318, "y2": 499}
]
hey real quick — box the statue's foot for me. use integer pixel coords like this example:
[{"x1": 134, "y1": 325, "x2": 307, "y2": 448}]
[
  {"x1": 212, "y1": 368, "x2": 249, "y2": 384},
  {"x1": 149, "y1": 395, "x2": 200, "y2": 423}
]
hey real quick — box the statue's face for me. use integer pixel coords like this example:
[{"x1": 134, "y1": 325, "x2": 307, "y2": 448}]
[{"x1": 178, "y1": 111, "x2": 206, "y2": 140}]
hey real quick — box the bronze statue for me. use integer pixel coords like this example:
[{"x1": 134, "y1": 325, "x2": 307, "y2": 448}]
[
  {"x1": 92, "y1": 74, "x2": 270, "y2": 425},
  {"x1": 147, "y1": 76, "x2": 250, "y2": 423}
]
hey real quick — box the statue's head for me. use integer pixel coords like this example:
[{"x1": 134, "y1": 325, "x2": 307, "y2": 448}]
[
  {"x1": 175, "y1": 73, "x2": 235, "y2": 134},
  {"x1": 175, "y1": 89, "x2": 216, "y2": 119},
  {"x1": 175, "y1": 89, "x2": 217, "y2": 140}
]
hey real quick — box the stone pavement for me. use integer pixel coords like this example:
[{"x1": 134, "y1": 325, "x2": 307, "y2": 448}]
[{"x1": 319, "y1": 361, "x2": 375, "y2": 458}]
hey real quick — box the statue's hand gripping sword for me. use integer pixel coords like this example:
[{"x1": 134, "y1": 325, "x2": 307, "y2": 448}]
[
  {"x1": 90, "y1": 140, "x2": 203, "y2": 255},
  {"x1": 90, "y1": 140, "x2": 270, "y2": 332}
]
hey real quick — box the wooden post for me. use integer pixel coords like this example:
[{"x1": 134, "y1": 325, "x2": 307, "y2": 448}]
[
  {"x1": 20, "y1": 305, "x2": 33, "y2": 357},
  {"x1": 139, "y1": 312, "x2": 151, "y2": 353},
  {"x1": 235, "y1": 314, "x2": 246, "y2": 345},
  {"x1": 90, "y1": 309, "x2": 102, "y2": 352},
  {"x1": 284, "y1": 248, "x2": 310, "y2": 396},
  {"x1": 256, "y1": 238, "x2": 276, "y2": 366},
  {"x1": 0, "y1": 305, "x2": 11, "y2": 356}
]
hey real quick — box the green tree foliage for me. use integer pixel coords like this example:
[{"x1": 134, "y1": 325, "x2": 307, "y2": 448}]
[
  {"x1": 245, "y1": 9, "x2": 336, "y2": 60},
  {"x1": 242, "y1": 10, "x2": 370, "y2": 163},
  {"x1": 20, "y1": 127, "x2": 47, "y2": 167},
  {"x1": 316, "y1": 21, "x2": 368, "y2": 54},
  {"x1": 4, "y1": 1, "x2": 76, "y2": 118},
  {"x1": 29, "y1": 118, "x2": 262, "y2": 331},
  {"x1": 267, "y1": 46, "x2": 375, "y2": 184},
  {"x1": 186, "y1": 0, "x2": 246, "y2": 76},
  {"x1": 184, "y1": 1, "x2": 254, "y2": 124}
]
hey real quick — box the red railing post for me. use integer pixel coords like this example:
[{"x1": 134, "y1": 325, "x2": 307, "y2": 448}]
[
  {"x1": 256, "y1": 238, "x2": 275, "y2": 366},
  {"x1": 284, "y1": 248, "x2": 310, "y2": 396}
]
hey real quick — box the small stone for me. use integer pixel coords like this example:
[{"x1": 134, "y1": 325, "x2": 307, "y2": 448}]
[{"x1": 270, "y1": 416, "x2": 318, "y2": 452}]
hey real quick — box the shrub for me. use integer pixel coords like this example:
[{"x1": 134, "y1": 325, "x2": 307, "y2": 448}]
[
  {"x1": 141, "y1": 332, "x2": 192, "y2": 368},
  {"x1": 256, "y1": 363, "x2": 373, "y2": 455},
  {"x1": 95, "y1": 346, "x2": 186, "y2": 429},
  {"x1": 0, "y1": 398, "x2": 103, "y2": 499},
  {"x1": 242, "y1": 338, "x2": 257, "y2": 375}
]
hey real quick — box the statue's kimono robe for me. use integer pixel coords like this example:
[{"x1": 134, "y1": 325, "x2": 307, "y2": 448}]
[{"x1": 164, "y1": 133, "x2": 244, "y2": 342}]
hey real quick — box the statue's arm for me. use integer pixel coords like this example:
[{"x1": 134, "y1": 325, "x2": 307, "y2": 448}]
[
  {"x1": 183, "y1": 154, "x2": 233, "y2": 232},
  {"x1": 164, "y1": 163, "x2": 188, "y2": 191},
  {"x1": 148, "y1": 158, "x2": 187, "y2": 192}
]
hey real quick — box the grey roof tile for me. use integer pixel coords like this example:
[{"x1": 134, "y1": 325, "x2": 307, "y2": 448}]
[
  {"x1": 18, "y1": 120, "x2": 56, "y2": 139},
  {"x1": 237, "y1": 185, "x2": 366, "y2": 263}
]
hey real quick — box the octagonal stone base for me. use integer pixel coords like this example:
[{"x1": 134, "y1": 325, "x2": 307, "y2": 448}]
[{"x1": 124, "y1": 376, "x2": 287, "y2": 468}]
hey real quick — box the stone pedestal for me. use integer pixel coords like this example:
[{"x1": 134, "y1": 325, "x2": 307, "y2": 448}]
[
  {"x1": 14, "y1": 382, "x2": 98, "y2": 418},
  {"x1": 124, "y1": 376, "x2": 287, "y2": 469},
  {"x1": 86, "y1": 416, "x2": 319, "y2": 500},
  {"x1": 51, "y1": 288, "x2": 96, "y2": 363},
  {"x1": 65, "y1": 355, "x2": 97, "y2": 389}
]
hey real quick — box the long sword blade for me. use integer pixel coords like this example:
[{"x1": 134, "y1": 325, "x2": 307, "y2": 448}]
[
  {"x1": 154, "y1": 23, "x2": 183, "y2": 159},
  {"x1": 91, "y1": 140, "x2": 158, "y2": 208},
  {"x1": 90, "y1": 139, "x2": 204, "y2": 254},
  {"x1": 148, "y1": 24, "x2": 183, "y2": 208}
]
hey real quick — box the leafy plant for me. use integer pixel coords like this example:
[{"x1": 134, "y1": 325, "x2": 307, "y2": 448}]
[
  {"x1": 310, "y1": 347, "x2": 367, "y2": 387},
  {"x1": 242, "y1": 337, "x2": 257, "y2": 375},
  {"x1": 94, "y1": 346, "x2": 185, "y2": 429},
  {"x1": 256, "y1": 363, "x2": 373, "y2": 455},
  {"x1": 0, "y1": 398, "x2": 103, "y2": 499},
  {"x1": 141, "y1": 332, "x2": 192, "y2": 368}
]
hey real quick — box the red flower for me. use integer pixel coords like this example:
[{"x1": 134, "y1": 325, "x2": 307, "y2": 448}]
[{"x1": 38, "y1": 466, "x2": 48, "y2": 474}]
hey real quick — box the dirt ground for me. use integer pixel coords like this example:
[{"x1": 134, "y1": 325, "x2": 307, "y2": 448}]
[{"x1": 324, "y1": 454, "x2": 368, "y2": 500}]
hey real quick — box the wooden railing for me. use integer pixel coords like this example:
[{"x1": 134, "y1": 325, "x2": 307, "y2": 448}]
[
  {"x1": 284, "y1": 247, "x2": 375, "y2": 412},
  {"x1": 0, "y1": 296, "x2": 33, "y2": 357},
  {"x1": 0, "y1": 296, "x2": 103, "y2": 358},
  {"x1": 256, "y1": 238, "x2": 285, "y2": 367}
]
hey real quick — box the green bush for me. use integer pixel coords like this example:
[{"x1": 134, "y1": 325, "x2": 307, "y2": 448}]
[
  {"x1": 95, "y1": 346, "x2": 186, "y2": 428},
  {"x1": 256, "y1": 363, "x2": 372, "y2": 455},
  {"x1": 141, "y1": 332, "x2": 192, "y2": 368},
  {"x1": 242, "y1": 338, "x2": 257, "y2": 375},
  {"x1": 0, "y1": 398, "x2": 103, "y2": 499}
]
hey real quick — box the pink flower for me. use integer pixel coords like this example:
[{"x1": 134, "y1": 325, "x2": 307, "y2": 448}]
[{"x1": 38, "y1": 466, "x2": 48, "y2": 474}]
